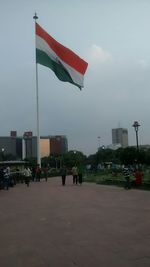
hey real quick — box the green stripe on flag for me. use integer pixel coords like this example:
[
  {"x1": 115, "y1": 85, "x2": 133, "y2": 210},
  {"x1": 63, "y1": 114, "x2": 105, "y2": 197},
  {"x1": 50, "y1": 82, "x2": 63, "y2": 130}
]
[{"x1": 36, "y1": 49, "x2": 81, "y2": 89}]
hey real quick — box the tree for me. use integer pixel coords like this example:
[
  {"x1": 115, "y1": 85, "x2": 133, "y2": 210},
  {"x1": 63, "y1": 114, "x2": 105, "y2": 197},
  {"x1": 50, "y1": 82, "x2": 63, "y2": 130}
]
[
  {"x1": 145, "y1": 149, "x2": 150, "y2": 165},
  {"x1": 119, "y1": 147, "x2": 138, "y2": 165},
  {"x1": 95, "y1": 148, "x2": 115, "y2": 164},
  {"x1": 62, "y1": 150, "x2": 86, "y2": 168}
]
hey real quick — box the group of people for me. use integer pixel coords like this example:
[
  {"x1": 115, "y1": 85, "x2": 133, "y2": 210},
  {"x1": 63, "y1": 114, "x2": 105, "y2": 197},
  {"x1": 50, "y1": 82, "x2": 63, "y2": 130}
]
[
  {"x1": 0, "y1": 164, "x2": 45, "y2": 190},
  {"x1": 123, "y1": 166, "x2": 144, "y2": 189},
  {"x1": 61, "y1": 165, "x2": 83, "y2": 186},
  {"x1": 0, "y1": 163, "x2": 85, "y2": 190},
  {"x1": 20, "y1": 164, "x2": 47, "y2": 186},
  {"x1": 0, "y1": 162, "x2": 145, "y2": 191}
]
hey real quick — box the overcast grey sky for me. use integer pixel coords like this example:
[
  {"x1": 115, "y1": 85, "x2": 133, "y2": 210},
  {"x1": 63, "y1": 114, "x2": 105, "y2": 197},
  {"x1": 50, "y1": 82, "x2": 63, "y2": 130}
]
[{"x1": 1, "y1": 0, "x2": 150, "y2": 155}]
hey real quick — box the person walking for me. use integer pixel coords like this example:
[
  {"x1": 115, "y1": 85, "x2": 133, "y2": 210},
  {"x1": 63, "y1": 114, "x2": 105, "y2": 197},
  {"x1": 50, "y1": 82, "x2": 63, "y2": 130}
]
[
  {"x1": 123, "y1": 166, "x2": 130, "y2": 189},
  {"x1": 133, "y1": 169, "x2": 144, "y2": 186},
  {"x1": 43, "y1": 166, "x2": 48, "y2": 182},
  {"x1": 78, "y1": 164, "x2": 84, "y2": 185},
  {"x1": 72, "y1": 166, "x2": 78, "y2": 185},
  {"x1": 61, "y1": 166, "x2": 67, "y2": 186},
  {"x1": 31, "y1": 166, "x2": 36, "y2": 181},
  {"x1": 36, "y1": 164, "x2": 41, "y2": 182},
  {"x1": 0, "y1": 167, "x2": 4, "y2": 189},
  {"x1": 3, "y1": 167, "x2": 10, "y2": 190},
  {"x1": 24, "y1": 167, "x2": 31, "y2": 187}
]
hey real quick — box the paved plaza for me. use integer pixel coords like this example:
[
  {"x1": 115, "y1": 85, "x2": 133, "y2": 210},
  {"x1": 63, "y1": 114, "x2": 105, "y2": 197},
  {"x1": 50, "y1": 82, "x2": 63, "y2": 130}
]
[{"x1": 0, "y1": 176, "x2": 150, "y2": 267}]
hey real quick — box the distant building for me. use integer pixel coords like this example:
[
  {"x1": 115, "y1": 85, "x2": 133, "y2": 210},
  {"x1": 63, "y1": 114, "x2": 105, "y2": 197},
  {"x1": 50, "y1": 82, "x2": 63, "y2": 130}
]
[
  {"x1": 23, "y1": 135, "x2": 68, "y2": 158},
  {"x1": 112, "y1": 128, "x2": 128, "y2": 148},
  {"x1": 23, "y1": 134, "x2": 36, "y2": 159},
  {"x1": 49, "y1": 135, "x2": 68, "y2": 155},
  {"x1": 0, "y1": 132, "x2": 68, "y2": 160},
  {"x1": 40, "y1": 138, "x2": 50, "y2": 158},
  {"x1": 10, "y1": 131, "x2": 17, "y2": 138},
  {"x1": 107, "y1": 144, "x2": 121, "y2": 150},
  {"x1": 0, "y1": 131, "x2": 22, "y2": 159}
]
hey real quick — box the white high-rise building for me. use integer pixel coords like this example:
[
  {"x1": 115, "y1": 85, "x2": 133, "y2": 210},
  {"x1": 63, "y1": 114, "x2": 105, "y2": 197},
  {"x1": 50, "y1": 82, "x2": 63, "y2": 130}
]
[{"x1": 112, "y1": 128, "x2": 128, "y2": 148}]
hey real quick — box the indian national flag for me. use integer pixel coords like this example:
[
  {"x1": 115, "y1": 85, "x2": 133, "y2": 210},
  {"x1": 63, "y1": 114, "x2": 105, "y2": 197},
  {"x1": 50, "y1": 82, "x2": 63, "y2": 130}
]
[{"x1": 36, "y1": 23, "x2": 88, "y2": 89}]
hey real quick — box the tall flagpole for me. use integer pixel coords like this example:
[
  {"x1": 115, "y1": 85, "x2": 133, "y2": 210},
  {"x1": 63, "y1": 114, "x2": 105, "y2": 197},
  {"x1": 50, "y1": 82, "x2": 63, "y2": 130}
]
[{"x1": 33, "y1": 12, "x2": 41, "y2": 167}]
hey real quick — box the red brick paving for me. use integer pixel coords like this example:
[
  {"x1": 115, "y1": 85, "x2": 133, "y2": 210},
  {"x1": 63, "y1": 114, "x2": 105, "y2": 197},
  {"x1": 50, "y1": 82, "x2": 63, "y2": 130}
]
[{"x1": 0, "y1": 176, "x2": 150, "y2": 267}]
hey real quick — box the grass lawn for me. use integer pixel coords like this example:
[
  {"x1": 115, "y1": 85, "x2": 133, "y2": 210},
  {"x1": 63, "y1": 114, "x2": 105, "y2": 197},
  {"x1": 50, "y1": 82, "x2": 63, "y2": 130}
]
[{"x1": 84, "y1": 171, "x2": 150, "y2": 190}]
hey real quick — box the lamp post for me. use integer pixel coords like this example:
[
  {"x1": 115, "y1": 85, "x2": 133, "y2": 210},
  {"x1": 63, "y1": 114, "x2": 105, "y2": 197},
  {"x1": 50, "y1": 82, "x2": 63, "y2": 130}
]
[
  {"x1": 132, "y1": 121, "x2": 140, "y2": 149},
  {"x1": 1, "y1": 148, "x2": 5, "y2": 161},
  {"x1": 73, "y1": 150, "x2": 77, "y2": 166},
  {"x1": 97, "y1": 136, "x2": 101, "y2": 151}
]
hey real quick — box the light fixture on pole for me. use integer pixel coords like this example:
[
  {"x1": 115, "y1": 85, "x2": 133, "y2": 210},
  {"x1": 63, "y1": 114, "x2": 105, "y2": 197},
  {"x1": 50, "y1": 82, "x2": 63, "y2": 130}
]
[
  {"x1": 132, "y1": 121, "x2": 140, "y2": 149},
  {"x1": 73, "y1": 150, "x2": 77, "y2": 165},
  {"x1": 97, "y1": 136, "x2": 101, "y2": 151},
  {"x1": 1, "y1": 148, "x2": 5, "y2": 161}
]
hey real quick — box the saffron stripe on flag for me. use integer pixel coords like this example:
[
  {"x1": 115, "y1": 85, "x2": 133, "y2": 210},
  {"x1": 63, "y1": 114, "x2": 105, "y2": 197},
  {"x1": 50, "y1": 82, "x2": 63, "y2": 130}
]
[{"x1": 36, "y1": 23, "x2": 88, "y2": 75}]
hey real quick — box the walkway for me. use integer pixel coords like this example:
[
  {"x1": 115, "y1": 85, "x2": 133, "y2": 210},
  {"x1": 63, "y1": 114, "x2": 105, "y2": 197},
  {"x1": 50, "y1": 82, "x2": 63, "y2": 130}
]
[{"x1": 0, "y1": 177, "x2": 150, "y2": 267}]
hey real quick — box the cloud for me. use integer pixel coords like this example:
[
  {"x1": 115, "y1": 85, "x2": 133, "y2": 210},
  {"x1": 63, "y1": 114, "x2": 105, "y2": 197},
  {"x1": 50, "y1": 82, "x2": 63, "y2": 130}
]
[{"x1": 88, "y1": 44, "x2": 113, "y2": 66}]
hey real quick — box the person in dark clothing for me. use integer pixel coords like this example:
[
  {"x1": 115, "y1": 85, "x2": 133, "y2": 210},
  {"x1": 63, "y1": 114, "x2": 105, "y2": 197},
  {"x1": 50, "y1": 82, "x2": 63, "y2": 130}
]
[
  {"x1": 78, "y1": 173, "x2": 83, "y2": 185},
  {"x1": 123, "y1": 167, "x2": 130, "y2": 189},
  {"x1": 0, "y1": 167, "x2": 4, "y2": 189},
  {"x1": 32, "y1": 166, "x2": 36, "y2": 181},
  {"x1": 72, "y1": 166, "x2": 78, "y2": 185},
  {"x1": 78, "y1": 165, "x2": 84, "y2": 185},
  {"x1": 3, "y1": 167, "x2": 10, "y2": 190},
  {"x1": 61, "y1": 166, "x2": 67, "y2": 186},
  {"x1": 43, "y1": 167, "x2": 48, "y2": 182},
  {"x1": 36, "y1": 164, "x2": 41, "y2": 181}
]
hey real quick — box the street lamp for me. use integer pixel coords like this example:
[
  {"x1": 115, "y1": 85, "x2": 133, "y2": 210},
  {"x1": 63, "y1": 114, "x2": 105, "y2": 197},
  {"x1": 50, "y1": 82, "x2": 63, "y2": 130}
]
[
  {"x1": 1, "y1": 148, "x2": 5, "y2": 161},
  {"x1": 97, "y1": 136, "x2": 101, "y2": 151},
  {"x1": 132, "y1": 121, "x2": 140, "y2": 149},
  {"x1": 73, "y1": 150, "x2": 77, "y2": 165}
]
